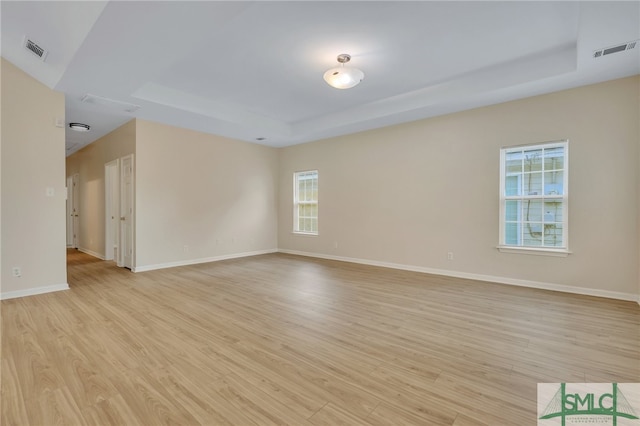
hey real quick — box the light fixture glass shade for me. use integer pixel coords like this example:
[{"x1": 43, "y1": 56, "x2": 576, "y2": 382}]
[{"x1": 323, "y1": 67, "x2": 364, "y2": 89}]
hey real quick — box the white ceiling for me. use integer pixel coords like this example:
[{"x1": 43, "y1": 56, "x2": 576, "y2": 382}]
[{"x1": 2, "y1": 1, "x2": 639, "y2": 155}]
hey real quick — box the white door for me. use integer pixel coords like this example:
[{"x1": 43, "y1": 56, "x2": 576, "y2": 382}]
[
  {"x1": 71, "y1": 174, "x2": 80, "y2": 248},
  {"x1": 66, "y1": 176, "x2": 74, "y2": 247},
  {"x1": 105, "y1": 160, "x2": 119, "y2": 261},
  {"x1": 120, "y1": 155, "x2": 134, "y2": 269}
]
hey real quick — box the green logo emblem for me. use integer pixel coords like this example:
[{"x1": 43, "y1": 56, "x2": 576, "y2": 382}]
[{"x1": 539, "y1": 383, "x2": 639, "y2": 426}]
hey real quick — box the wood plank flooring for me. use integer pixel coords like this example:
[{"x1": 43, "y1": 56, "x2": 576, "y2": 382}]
[{"x1": 2, "y1": 249, "x2": 639, "y2": 425}]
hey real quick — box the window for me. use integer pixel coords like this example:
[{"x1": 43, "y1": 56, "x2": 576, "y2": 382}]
[
  {"x1": 293, "y1": 170, "x2": 318, "y2": 234},
  {"x1": 499, "y1": 141, "x2": 568, "y2": 254}
]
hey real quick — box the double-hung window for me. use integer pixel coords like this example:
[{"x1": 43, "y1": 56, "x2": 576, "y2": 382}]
[
  {"x1": 499, "y1": 141, "x2": 568, "y2": 254},
  {"x1": 293, "y1": 170, "x2": 318, "y2": 234}
]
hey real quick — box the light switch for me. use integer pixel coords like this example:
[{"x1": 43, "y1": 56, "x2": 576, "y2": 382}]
[{"x1": 46, "y1": 187, "x2": 55, "y2": 197}]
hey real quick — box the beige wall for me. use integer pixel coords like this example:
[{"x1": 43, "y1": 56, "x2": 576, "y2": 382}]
[
  {"x1": 279, "y1": 76, "x2": 640, "y2": 298},
  {"x1": 1, "y1": 58, "x2": 67, "y2": 297},
  {"x1": 66, "y1": 120, "x2": 136, "y2": 258},
  {"x1": 3, "y1": 62, "x2": 636, "y2": 300},
  {"x1": 135, "y1": 119, "x2": 278, "y2": 269}
]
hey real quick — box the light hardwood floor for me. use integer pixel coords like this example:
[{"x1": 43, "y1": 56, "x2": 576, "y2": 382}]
[{"x1": 2, "y1": 250, "x2": 639, "y2": 425}]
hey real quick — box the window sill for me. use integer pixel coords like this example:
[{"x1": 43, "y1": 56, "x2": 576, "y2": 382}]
[
  {"x1": 497, "y1": 246, "x2": 571, "y2": 257},
  {"x1": 292, "y1": 231, "x2": 318, "y2": 237}
]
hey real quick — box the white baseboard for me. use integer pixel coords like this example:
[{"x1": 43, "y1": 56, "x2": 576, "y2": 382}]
[
  {"x1": 78, "y1": 247, "x2": 106, "y2": 260},
  {"x1": 278, "y1": 249, "x2": 638, "y2": 302},
  {"x1": 1, "y1": 283, "x2": 70, "y2": 300},
  {"x1": 134, "y1": 249, "x2": 279, "y2": 273}
]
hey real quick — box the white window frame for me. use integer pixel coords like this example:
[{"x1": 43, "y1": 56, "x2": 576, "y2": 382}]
[
  {"x1": 498, "y1": 140, "x2": 570, "y2": 256},
  {"x1": 293, "y1": 170, "x2": 318, "y2": 235}
]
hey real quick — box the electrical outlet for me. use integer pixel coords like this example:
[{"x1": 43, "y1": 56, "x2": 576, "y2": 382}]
[
  {"x1": 333, "y1": 241, "x2": 339, "y2": 249},
  {"x1": 183, "y1": 245, "x2": 189, "y2": 253},
  {"x1": 12, "y1": 267, "x2": 21, "y2": 277},
  {"x1": 447, "y1": 252, "x2": 454, "y2": 261}
]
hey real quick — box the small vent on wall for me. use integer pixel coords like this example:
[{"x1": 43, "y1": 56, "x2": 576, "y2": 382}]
[
  {"x1": 593, "y1": 40, "x2": 638, "y2": 58},
  {"x1": 24, "y1": 37, "x2": 48, "y2": 61}
]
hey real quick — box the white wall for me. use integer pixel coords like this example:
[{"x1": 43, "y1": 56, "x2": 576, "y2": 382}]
[
  {"x1": 637, "y1": 78, "x2": 640, "y2": 304},
  {"x1": 279, "y1": 76, "x2": 640, "y2": 300},
  {"x1": 134, "y1": 119, "x2": 279, "y2": 270},
  {"x1": 66, "y1": 119, "x2": 136, "y2": 259},
  {"x1": 1, "y1": 58, "x2": 67, "y2": 299}
]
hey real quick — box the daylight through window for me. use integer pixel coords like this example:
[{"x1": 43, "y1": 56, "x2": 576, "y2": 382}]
[
  {"x1": 293, "y1": 170, "x2": 318, "y2": 234},
  {"x1": 499, "y1": 141, "x2": 568, "y2": 252}
]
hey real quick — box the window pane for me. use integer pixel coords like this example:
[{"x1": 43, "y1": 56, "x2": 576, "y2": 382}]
[
  {"x1": 544, "y1": 224, "x2": 563, "y2": 247},
  {"x1": 506, "y1": 152, "x2": 523, "y2": 173},
  {"x1": 523, "y1": 223, "x2": 543, "y2": 246},
  {"x1": 505, "y1": 200, "x2": 520, "y2": 221},
  {"x1": 505, "y1": 175, "x2": 521, "y2": 196},
  {"x1": 524, "y1": 149, "x2": 542, "y2": 172},
  {"x1": 544, "y1": 171, "x2": 563, "y2": 195},
  {"x1": 505, "y1": 222, "x2": 520, "y2": 245},
  {"x1": 524, "y1": 200, "x2": 542, "y2": 222},
  {"x1": 308, "y1": 181, "x2": 313, "y2": 201},
  {"x1": 524, "y1": 172, "x2": 542, "y2": 195},
  {"x1": 298, "y1": 181, "x2": 305, "y2": 198},
  {"x1": 544, "y1": 201, "x2": 562, "y2": 224},
  {"x1": 544, "y1": 147, "x2": 564, "y2": 171}
]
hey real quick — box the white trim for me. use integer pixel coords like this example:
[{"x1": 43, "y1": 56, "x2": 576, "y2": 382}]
[
  {"x1": 292, "y1": 231, "x2": 318, "y2": 237},
  {"x1": 497, "y1": 246, "x2": 571, "y2": 257},
  {"x1": 278, "y1": 249, "x2": 638, "y2": 302},
  {"x1": 1, "y1": 283, "x2": 69, "y2": 300},
  {"x1": 78, "y1": 247, "x2": 106, "y2": 260},
  {"x1": 133, "y1": 249, "x2": 278, "y2": 273}
]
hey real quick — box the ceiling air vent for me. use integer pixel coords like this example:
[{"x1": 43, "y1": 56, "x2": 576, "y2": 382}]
[
  {"x1": 24, "y1": 37, "x2": 48, "y2": 61},
  {"x1": 593, "y1": 40, "x2": 638, "y2": 58}
]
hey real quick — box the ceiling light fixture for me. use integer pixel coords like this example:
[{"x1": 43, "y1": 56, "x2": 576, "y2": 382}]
[
  {"x1": 323, "y1": 54, "x2": 364, "y2": 89},
  {"x1": 69, "y1": 123, "x2": 90, "y2": 132}
]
